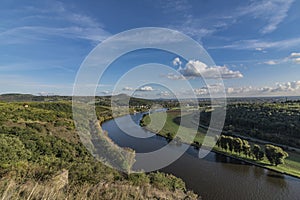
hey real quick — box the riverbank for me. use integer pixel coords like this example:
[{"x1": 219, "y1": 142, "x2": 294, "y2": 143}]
[
  {"x1": 212, "y1": 147, "x2": 300, "y2": 179},
  {"x1": 140, "y1": 111, "x2": 300, "y2": 179},
  {"x1": 102, "y1": 111, "x2": 300, "y2": 199}
]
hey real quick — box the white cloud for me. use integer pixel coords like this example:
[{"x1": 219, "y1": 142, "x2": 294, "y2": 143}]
[
  {"x1": 289, "y1": 52, "x2": 300, "y2": 64},
  {"x1": 158, "y1": 91, "x2": 171, "y2": 97},
  {"x1": 237, "y1": 0, "x2": 294, "y2": 34},
  {"x1": 194, "y1": 88, "x2": 209, "y2": 95},
  {"x1": 0, "y1": 1, "x2": 110, "y2": 44},
  {"x1": 122, "y1": 86, "x2": 134, "y2": 91},
  {"x1": 161, "y1": 0, "x2": 293, "y2": 45},
  {"x1": 194, "y1": 84, "x2": 225, "y2": 95},
  {"x1": 291, "y1": 52, "x2": 300, "y2": 57},
  {"x1": 272, "y1": 81, "x2": 300, "y2": 92},
  {"x1": 0, "y1": 26, "x2": 110, "y2": 44},
  {"x1": 264, "y1": 52, "x2": 300, "y2": 65},
  {"x1": 226, "y1": 86, "x2": 270, "y2": 95},
  {"x1": 192, "y1": 80, "x2": 300, "y2": 97},
  {"x1": 294, "y1": 58, "x2": 300, "y2": 64},
  {"x1": 165, "y1": 73, "x2": 186, "y2": 80},
  {"x1": 172, "y1": 57, "x2": 182, "y2": 66},
  {"x1": 228, "y1": 81, "x2": 300, "y2": 96},
  {"x1": 264, "y1": 60, "x2": 278, "y2": 65},
  {"x1": 101, "y1": 90, "x2": 111, "y2": 95},
  {"x1": 138, "y1": 86, "x2": 154, "y2": 91},
  {"x1": 176, "y1": 59, "x2": 243, "y2": 79}
]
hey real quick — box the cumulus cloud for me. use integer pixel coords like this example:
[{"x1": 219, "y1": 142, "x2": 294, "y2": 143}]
[
  {"x1": 158, "y1": 91, "x2": 171, "y2": 97},
  {"x1": 290, "y1": 52, "x2": 300, "y2": 57},
  {"x1": 122, "y1": 86, "x2": 134, "y2": 91},
  {"x1": 138, "y1": 86, "x2": 154, "y2": 91},
  {"x1": 229, "y1": 81, "x2": 300, "y2": 96},
  {"x1": 194, "y1": 84, "x2": 225, "y2": 95},
  {"x1": 172, "y1": 57, "x2": 182, "y2": 67},
  {"x1": 123, "y1": 86, "x2": 155, "y2": 92},
  {"x1": 226, "y1": 86, "x2": 271, "y2": 95},
  {"x1": 192, "y1": 80, "x2": 300, "y2": 97},
  {"x1": 271, "y1": 81, "x2": 300, "y2": 92},
  {"x1": 172, "y1": 58, "x2": 243, "y2": 79},
  {"x1": 194, "y1": 88, "x2": 209, "y2": 95},
  {"x1": 227, "y1": 81, "x2": 300, "y2": 96}
]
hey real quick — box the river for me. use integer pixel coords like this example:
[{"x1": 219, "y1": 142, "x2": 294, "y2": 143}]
[{"x1": 101, "y1": 112, "x2": 300, "y2": 200}]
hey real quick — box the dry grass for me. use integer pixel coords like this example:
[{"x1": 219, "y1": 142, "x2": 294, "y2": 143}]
[{"x1": 0, "y1": 171, "x2": 198, "y2": 200}]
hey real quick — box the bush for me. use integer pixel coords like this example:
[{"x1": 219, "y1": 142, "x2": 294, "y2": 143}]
[
  {"x1": 0, "y1": 134, "x2": 31, "y2": 164},
  {"x1": 128, "y1": 173, "x2": 150, "y2": 186},
  {"x1": 149, "y1": 172, "x2": 186, "y2": 192}
]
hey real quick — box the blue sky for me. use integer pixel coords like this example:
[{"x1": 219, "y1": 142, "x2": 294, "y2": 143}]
[{"x1": 1, "y1": 0, "x2": 300, "y2": 97}]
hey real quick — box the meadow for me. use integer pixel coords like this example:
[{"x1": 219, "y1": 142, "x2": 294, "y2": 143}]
[{"x1": 141, "y1": 105, "x2": 300, "y2": 179}]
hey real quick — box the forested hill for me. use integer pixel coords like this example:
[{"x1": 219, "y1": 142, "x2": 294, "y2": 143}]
[
  {"x1": 0, "y1": 101, "x2": 197, "y2": 199},
  {"x1": 0, "y1": 93, "x2": 155, "y2": 105},
  {"x1": 0, "y1": 94, "x2": 71, "y2": 102}
]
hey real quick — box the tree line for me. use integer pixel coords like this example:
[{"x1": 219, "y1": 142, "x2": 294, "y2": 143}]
[
  {"x1": 200, "y1": 102, "x2": 300, "y2": 148},
  {"x1": 216, "y1": 135, "x2": 289, "y2": 166}
]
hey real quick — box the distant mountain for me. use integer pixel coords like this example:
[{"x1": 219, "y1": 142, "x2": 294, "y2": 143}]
[
  {"x1": 0, "y1": 93, "x2": 36, "y2": 102},
  {"x1": 0, "y1": 93, "x2": 71, "y2": 102},
  {"x1": 0, "y1": 93, "x2": 155, "y2": 106}
]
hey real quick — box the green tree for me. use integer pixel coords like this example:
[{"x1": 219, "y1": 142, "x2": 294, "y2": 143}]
[
  {"x1": 233, "y1": 137, "x2": 243, "y2": 154},
  {"x1": 265, "y1": 144, "x2": 288, "y2": 166},
  {"x1": 227, "y1": 136, "x2": 234, "y2": 152},
  {"x1": 242, "y1": 140, "x2": 251, "y2": 157},
  {"x1": 252, "y1": 144, "x2": 265, "y2": 161},
  {"x1": 220, "y1": 135, "x2": 228, "y2": 151},
  {"x1": 257, "y1": 150, "x2": 265, "y2": 160},
  {"x1": 252, "y1": 144, "x2": 260, "y2": 160}
]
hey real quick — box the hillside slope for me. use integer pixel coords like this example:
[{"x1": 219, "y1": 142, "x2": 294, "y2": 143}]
[{"x1": 0, "y1": 101, "x2": 198, "y2": 199}]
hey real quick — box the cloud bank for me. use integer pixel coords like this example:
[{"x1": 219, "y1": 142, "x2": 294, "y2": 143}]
[{"x1": 193, "y1": 80, "x2": 300, "y2": 97}]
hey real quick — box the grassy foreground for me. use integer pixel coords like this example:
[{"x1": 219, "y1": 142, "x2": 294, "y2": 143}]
[
  {"x1": 141, "y1": 110, "x2": 300, "y2": 179},
  {"x1": 0, "y1": 102, "x2": 198, "y2": 199}
]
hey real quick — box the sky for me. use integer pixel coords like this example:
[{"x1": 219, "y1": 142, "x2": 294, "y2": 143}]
[{"x1": 1, "y1": 0, "x2": 300, "y2": 98}]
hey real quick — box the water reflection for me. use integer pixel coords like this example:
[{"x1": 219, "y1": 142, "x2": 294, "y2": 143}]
[{"x1": 266, "y1": 171, "x2": 287, "y2": 188}]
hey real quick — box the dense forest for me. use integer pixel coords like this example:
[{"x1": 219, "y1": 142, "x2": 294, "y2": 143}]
[{"x1": 199, "y1": 102, "x2": 300, "y2": 148}]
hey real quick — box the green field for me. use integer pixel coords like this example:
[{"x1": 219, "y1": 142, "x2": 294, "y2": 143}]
[
  {"x1": 141, "y1": 110, "x2": 300, "y2": 179},
  {"x1": 140, "y1": 110, "x2": 214, "y2": 145}
]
